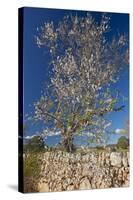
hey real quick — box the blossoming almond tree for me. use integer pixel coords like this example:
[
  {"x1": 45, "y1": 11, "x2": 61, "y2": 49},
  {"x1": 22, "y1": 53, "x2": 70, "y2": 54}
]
[{"x1": 34, "y1": 14, "x2": 128, "y2": 152}]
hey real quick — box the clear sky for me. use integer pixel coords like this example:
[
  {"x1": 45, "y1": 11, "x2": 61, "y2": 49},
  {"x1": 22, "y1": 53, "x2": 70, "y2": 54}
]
[{"x1": 23, "y1": 7, "x2": 129, "y2": 146}]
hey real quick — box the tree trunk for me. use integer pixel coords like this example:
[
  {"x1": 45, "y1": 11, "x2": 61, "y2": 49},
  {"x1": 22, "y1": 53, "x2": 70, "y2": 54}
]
[{"x1": 61, "y1": 135, "x2": 76, "y2": 153}]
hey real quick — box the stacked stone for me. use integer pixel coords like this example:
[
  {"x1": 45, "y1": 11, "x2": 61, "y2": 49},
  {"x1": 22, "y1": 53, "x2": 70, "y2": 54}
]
[{"x1": 37, "y1": 151, "x2": 129, "y2": 192}]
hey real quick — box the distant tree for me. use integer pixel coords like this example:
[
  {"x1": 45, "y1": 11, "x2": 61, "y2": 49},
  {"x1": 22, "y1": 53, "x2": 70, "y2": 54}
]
[
  {"x1": 34, "y1": 13, "x2": 128, "y2": 152},
  {"x1": 24, "y1": 135, "x2": 47, "y2": 153},
  {"x1": 117, "y1": 136, "x2": 129, "y2": 149}
]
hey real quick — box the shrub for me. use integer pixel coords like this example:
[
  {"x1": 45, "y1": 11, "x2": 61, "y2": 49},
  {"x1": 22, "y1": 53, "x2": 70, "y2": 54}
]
[
  {"x1": 23, "y1": 153, "x2": 41, "y2": 178},
  {"x1": 24, "y1": 135, "x2": 47, "y2": 153},
  {"x1": 117, "y1": 136, "x2": 129, "y2": 149}
]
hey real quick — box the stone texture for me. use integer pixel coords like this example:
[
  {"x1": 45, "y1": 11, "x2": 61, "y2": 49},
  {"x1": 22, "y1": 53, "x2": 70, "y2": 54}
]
[
  {"x1": 67, "y1": 185, "x2": 75, "y2": 191},
  {"x1": 24, "y1": 151, "x2": 129, "y2": 192},
  {"x1": 38, "y1": 182, "x2": 49, "y2": 192},
  {"x1": 24, "y1": 177, "x2": 39, "y2": 193},
  {"x1": 79, "y1": 177, "x2": 91, "y2": 190},
  {"x1": 110, "y1": 152, "x2": 122, "y2": 167}
]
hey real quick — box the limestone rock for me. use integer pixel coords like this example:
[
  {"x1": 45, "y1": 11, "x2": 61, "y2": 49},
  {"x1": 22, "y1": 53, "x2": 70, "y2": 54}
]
[
  {"x1": 79, "y1": 177, "x2": 91, "y2": 190},
  {"x1": 67, "y1": 185, "x2": 75, "y2": 191},
  {"x1": 38, "y1": 182, "x2": 49, "y2": 192},
  {"x1": 110, "y1": 152, "x2": 122, "y2": 167},
  {"x1": 122, "y1": 154, "x2": 128, "y2": 167},
  {"x1": 127, "y1": 152, "x2": 130, "y2": 166},
  {"x1": 30, "y1": 151, "x2": 130, "y2": 192},
  {"x1": 82, "y1": 163, "x2": 89, "y2": 176}
]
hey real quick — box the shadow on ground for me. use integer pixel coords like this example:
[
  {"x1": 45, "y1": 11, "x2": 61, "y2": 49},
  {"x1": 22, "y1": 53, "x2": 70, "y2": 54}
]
[{"x1": 8, "y1": 184, "x2": 18, "y2": 191}]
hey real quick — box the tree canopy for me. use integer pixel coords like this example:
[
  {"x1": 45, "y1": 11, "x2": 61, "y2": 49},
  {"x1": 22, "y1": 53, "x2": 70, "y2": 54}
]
[
  {"x1": 33, "y1": 13, "x2": 129, "y2": 152},
  {"x1": 117, "y1": 136, "x2": 129, "y2": 149},
  {"x1": 24, "y1": 135, "x2": 46, "y2": 153}
]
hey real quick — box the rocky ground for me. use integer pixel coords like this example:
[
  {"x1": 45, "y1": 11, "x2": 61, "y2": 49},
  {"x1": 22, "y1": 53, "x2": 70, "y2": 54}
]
[{"x1": 24, "y1": 151, "x2": 130, "y2": 193}]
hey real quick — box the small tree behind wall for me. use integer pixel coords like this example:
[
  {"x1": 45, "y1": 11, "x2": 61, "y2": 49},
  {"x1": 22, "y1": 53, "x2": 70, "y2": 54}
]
[
  {"x1": 117, "y1": 136, "x2": 129, "y2": 150},
  {"x1": 34, "y1": 13, "x2": 128, "y2": 152}
]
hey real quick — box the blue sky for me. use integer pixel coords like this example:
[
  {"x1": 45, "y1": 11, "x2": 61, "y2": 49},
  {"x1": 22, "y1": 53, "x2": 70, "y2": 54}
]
[{"x1": 23, "y1": 7, "x2": 129, "y2": 146}]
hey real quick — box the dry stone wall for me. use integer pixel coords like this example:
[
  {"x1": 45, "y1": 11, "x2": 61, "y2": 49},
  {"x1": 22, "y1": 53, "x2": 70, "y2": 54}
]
[{"x1": 37, "y1": 151, "x2": 129, "y2": 192}]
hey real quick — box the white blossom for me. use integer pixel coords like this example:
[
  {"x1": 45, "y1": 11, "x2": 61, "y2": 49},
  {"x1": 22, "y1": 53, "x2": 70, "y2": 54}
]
[{"x1": 33, "y1": 13, "x2": 128, "y2": 146}]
